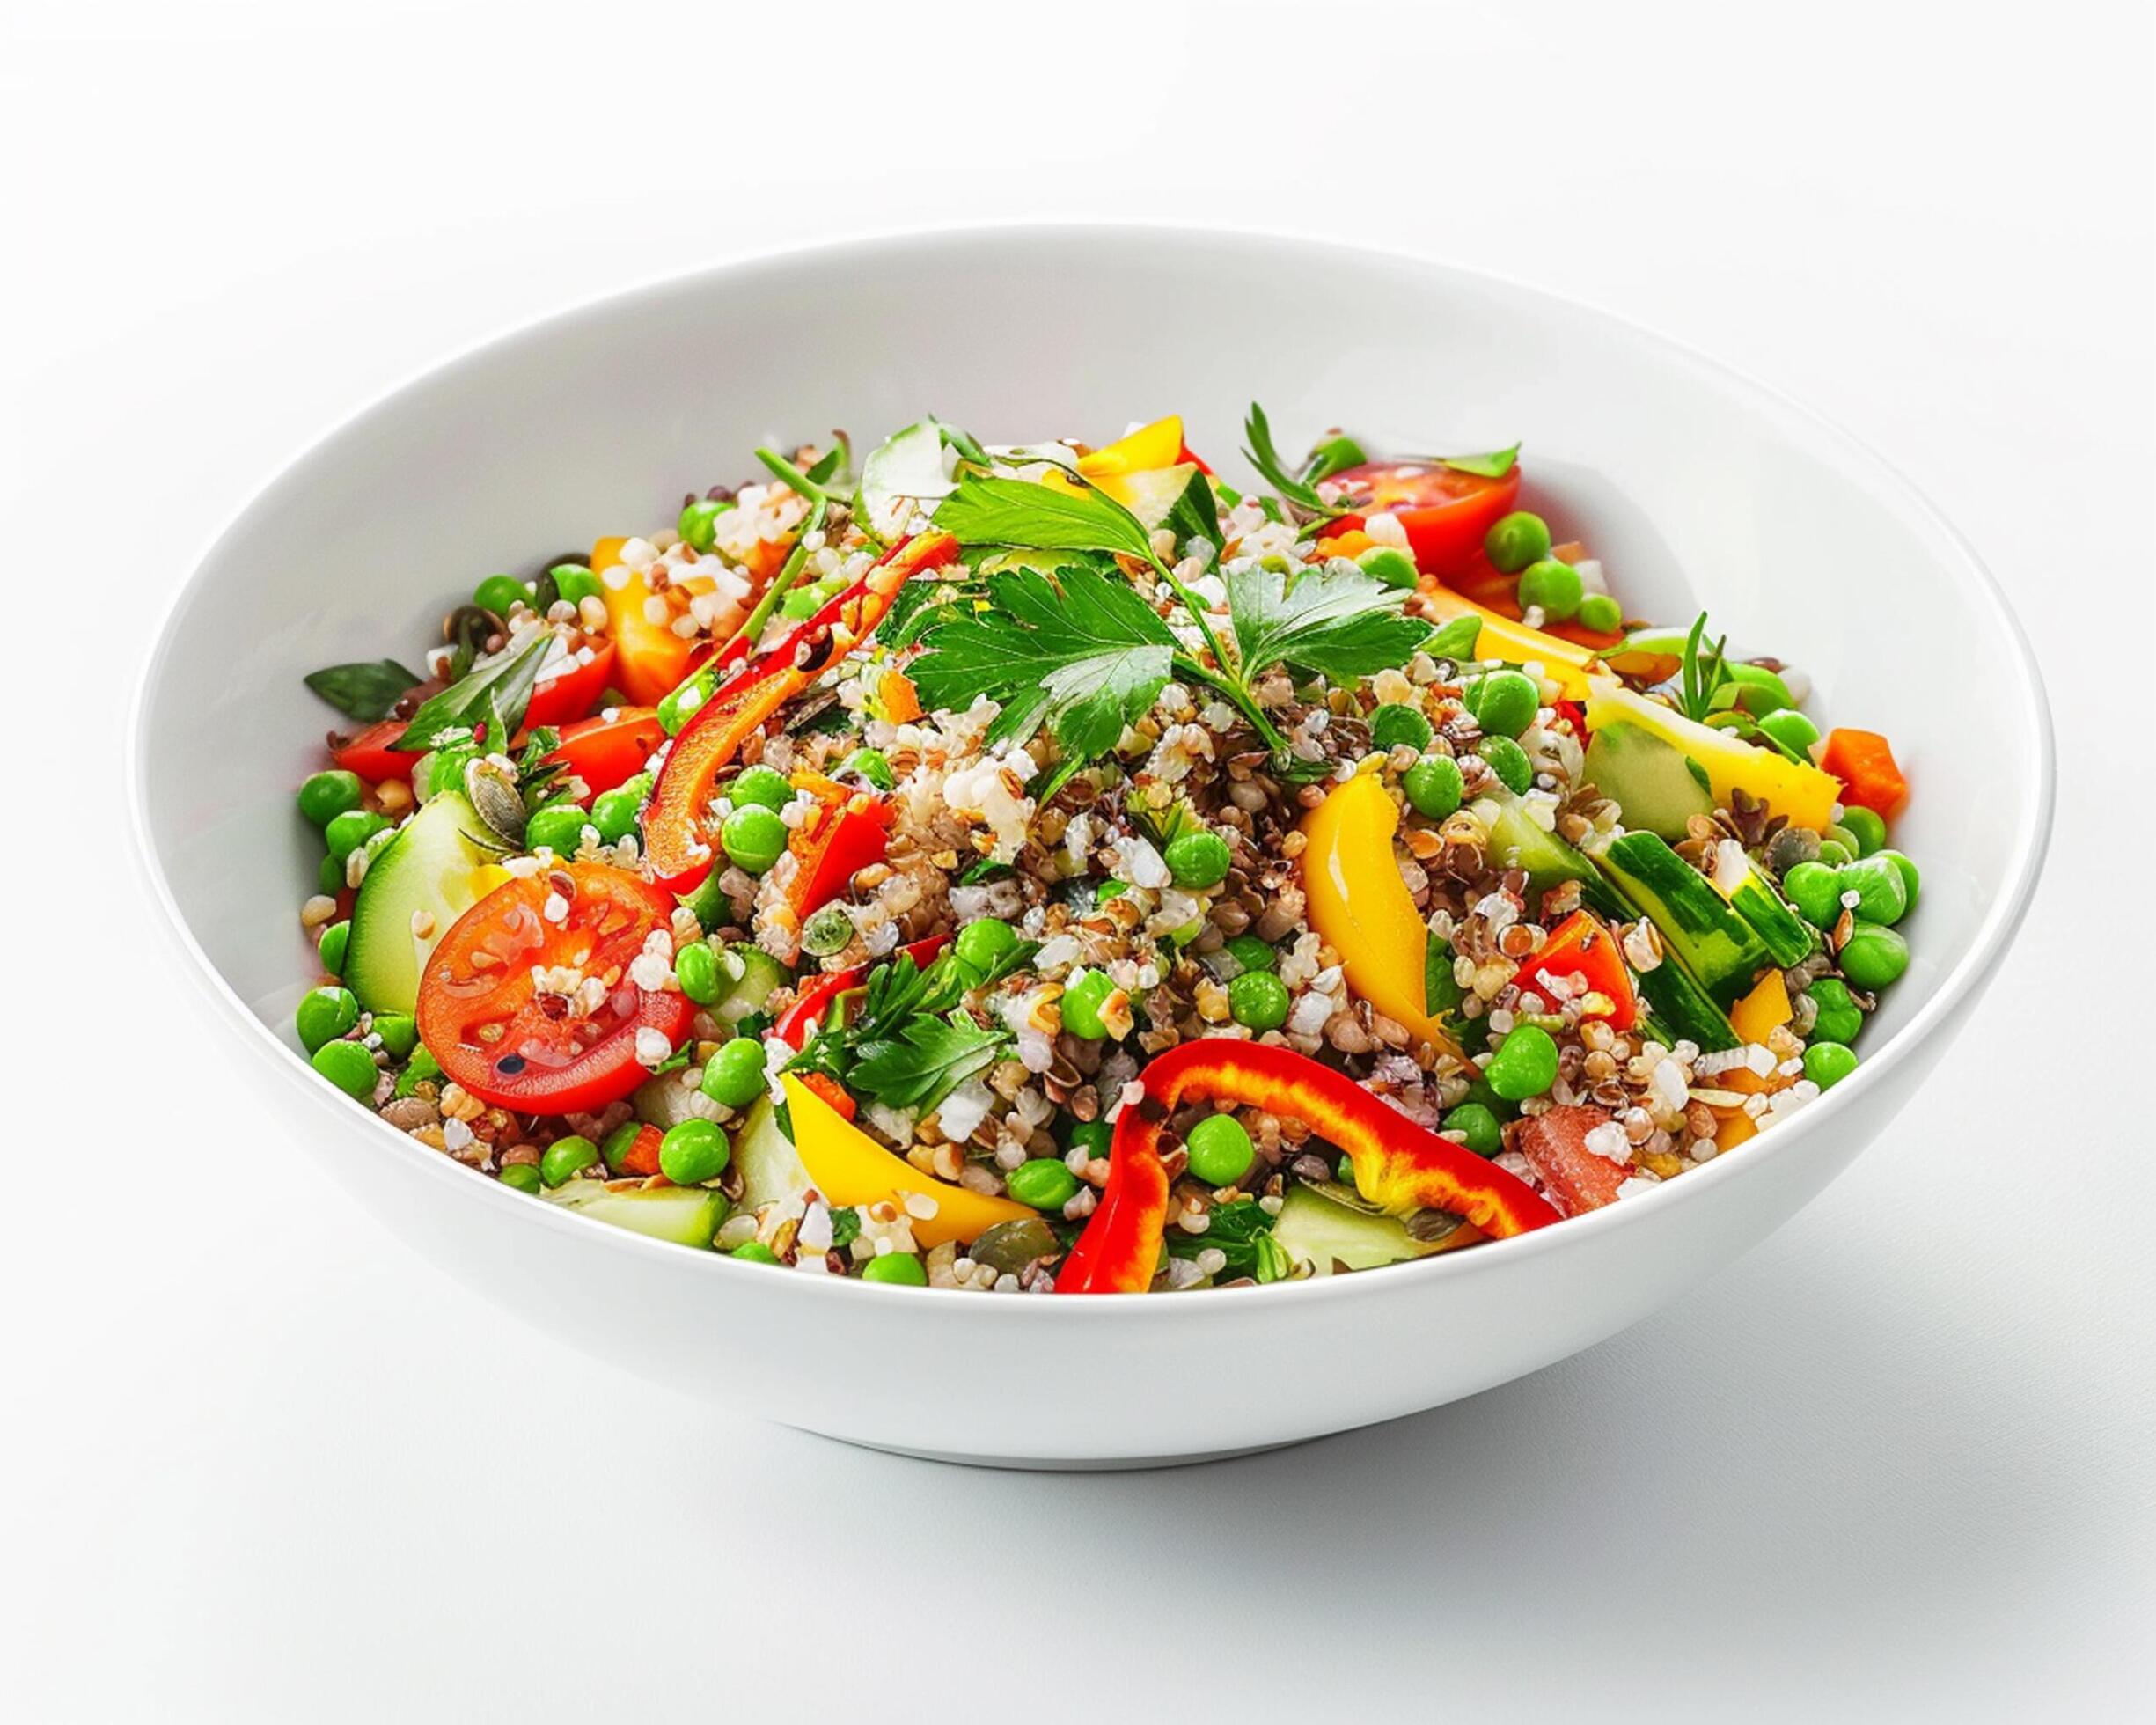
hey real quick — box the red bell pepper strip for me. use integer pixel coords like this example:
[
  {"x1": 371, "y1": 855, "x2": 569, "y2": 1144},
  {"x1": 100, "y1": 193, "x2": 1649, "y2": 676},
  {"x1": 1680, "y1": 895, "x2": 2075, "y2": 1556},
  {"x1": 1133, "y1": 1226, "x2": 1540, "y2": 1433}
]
[
  {"x1": 1513, "y1": 910, "x2": 1636, "y2": 1031},
  {"x1": 1057, "y1": 1039, "x2": 1560, "y2": 1294},
  {"x1": 1820, "y1": 727, "x2": 1908, "y2": 820},
  {"x1": 788, "y1": 796, "x2": 896, "y2": 917},
  {"x1": 524, "y1": 642, "x2": 615, "y2": 730},
  {"x1": 1177, "y1": 441, "x2": 1214, "y2": 476},
  {"x1": 774, "y1": 936, "x2": 948, "y2": 1049},
  {"x1": 642, "y1": 532, "x2": 958, "y2": 896}
]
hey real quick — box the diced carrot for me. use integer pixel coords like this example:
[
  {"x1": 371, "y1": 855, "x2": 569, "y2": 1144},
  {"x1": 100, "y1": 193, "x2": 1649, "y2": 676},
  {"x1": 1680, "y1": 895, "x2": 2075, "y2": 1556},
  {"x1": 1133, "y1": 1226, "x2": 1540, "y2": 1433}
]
[
  {"x1": 1821, "y1": 728, "x2": 1909, "y2": 820},
  {"x1": 618, "y1": 1125, "x2": 664, "y2": 1179}
]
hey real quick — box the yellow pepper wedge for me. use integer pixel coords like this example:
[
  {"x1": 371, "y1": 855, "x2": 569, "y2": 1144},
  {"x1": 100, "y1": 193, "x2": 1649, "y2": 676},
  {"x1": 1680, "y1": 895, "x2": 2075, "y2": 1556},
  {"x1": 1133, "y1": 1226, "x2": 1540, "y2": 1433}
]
[
  {"x1": 781, "y1": 1075, "x2": 1032, "y2": 1249},
  {"x1": 1729, "y1": 969, "x2": 1792, "y2": 1045},
  {"x1": 1298, "y1": 774, "x2": 1464, "y2": 1060},
  {"x1": 593, "y1": 535, "x2": 697, "y2": 706},
  {"x1": 1422, "y1": 588, "x2": 1597, "y2": 697},
  {"x1": 1077, "y1": 415, "x2": 1184, "y2": 478},
  {"x1": 1584, "y1": 676, "x2": 1841, "y2": 831}
]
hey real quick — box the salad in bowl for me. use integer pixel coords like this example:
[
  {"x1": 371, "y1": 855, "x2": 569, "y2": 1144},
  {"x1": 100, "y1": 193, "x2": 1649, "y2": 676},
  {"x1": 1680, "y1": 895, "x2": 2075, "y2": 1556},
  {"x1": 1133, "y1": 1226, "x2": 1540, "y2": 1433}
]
[{"x1": 288, "y1": 408, "x2": 1917, "y2": 1296}]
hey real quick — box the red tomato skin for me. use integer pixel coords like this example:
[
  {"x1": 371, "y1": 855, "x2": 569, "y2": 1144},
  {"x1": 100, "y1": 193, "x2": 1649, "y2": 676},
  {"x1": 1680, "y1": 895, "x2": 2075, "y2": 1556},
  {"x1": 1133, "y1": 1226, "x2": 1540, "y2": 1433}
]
[
  {"x1": 1514, "y1": 1105, "x2": 1629, "y2": 1217},
  {"x1": 525, "y1": 642, "x2": 615, "y2": 730},
  {"x1": 546, "y1": 708, "x2": 667, "y2": 802},
  {"x1": 1329, "y1": 459, "x2": 1522, "y2": 581},
  {"x1": 331, "y1": 720, "x2": 416, "y2": 783}
]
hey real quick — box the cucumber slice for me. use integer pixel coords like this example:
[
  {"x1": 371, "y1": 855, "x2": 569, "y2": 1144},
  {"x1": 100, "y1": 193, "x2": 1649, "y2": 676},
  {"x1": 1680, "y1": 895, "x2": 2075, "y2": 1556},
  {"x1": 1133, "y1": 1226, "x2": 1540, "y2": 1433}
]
[
  {"x1": 1634, "y1": 956, "x2": 1742, "y2": 1053},
  {"x1": 1271, "y1": 1186, "x2": 1459, "y2": 1276},
  {"x1": 1480, "y1": 794, "x2": 1622, "y2": 916},
  {"x1": 1595, "y1": 831, "x2": 1770, "y2": 1009},
  {"x1": 544, "y1": 1179, "x2": 728, "y2": 1249},
  {"x1": 342, "y1": 791, "x2": 497, "y2": 1015},
  {"x1": 732, "y1": 1098, "x2": 810, "y2": 1210},
  {"x1": 715, "y1": 945, "x2": 789, "y2": 1027},
  {"x1": 856, "y1": 418, "x2": 955, "y2": 543},
  {"x1": 1584, "y1": 722, "x2": 1713, "y2": 841},
  {"x1": 1709, "y1": 848, "x2": 1817, "y2": 968}
]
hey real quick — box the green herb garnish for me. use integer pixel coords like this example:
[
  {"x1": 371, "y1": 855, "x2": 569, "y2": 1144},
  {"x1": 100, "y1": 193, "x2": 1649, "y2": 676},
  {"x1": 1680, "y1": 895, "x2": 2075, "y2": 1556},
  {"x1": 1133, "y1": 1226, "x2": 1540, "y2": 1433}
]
[
  {"x1": 1165, "y1": 1198, "x2": 1289, "y2": 1283},
  {"x1": 1438, "y1": 444, "x2": 1520, "y2": 479},
  {"x1": 1221, "y1": 558, "x2": 1434, "y2": 685},
  {"x1": 304, "y1": 658, "x2": 423, "y2": 723},
  {"x1": 1676, "y1": 611, "x2": 1732, "y2": 723},
  {"x1": 392, "y1": 631, "x2": 554, "y2": 752},
  {"x1": 828, "y1": 1206, "x2": 863, "y2": 1249},
  {"x1": 1240, "y1": 401, "x2": 1331, "y2": 511}
]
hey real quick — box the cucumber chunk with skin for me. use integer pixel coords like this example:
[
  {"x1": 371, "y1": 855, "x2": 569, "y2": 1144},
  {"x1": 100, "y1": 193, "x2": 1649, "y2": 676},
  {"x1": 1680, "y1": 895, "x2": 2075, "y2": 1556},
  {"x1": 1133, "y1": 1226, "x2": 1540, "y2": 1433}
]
[
  {"x1": 1271, "y1": 1185, "x2": 1463, "y2": 1276},
  {"x1": 1709, "y1": 845, "x2": 1818, "y2": 969},
  {"x1": 732, "y1": 1097, "x2": 810, "y2": 1211},
  {"x1": 1584, "y1": 722, "x2": 1714, "y2": 841},
  {"x1": 341, "y1": 790, "x2": 496, "y2": 1015},
  {"x1": 1634, "y1": 954, "x2": 1742, "y2": 1053},
  {"x1": 1595, "y1": 831, "x2": 1771, "y2": 1009},
  {"x1": 714, "y1": 945, "x2": 789, "y2": 1027},
  {"x1": 544, "y1": 1179, "x2": 729, "y2": 1250}
]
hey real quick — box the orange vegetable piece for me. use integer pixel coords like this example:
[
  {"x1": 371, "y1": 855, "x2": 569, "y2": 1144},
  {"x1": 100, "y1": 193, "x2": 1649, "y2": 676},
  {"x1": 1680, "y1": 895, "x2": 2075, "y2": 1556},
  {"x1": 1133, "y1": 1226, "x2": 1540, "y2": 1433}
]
[{"x1": 1821, "y1": 728, "x2": 1909, "y2": 820}]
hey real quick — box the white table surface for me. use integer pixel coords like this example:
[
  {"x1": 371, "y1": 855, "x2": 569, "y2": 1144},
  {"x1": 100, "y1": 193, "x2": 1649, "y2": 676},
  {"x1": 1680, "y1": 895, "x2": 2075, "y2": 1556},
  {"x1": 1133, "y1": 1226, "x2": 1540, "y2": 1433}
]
[{"x1": 6, "y1": 2, "x2": 2152, "y2": 1718}]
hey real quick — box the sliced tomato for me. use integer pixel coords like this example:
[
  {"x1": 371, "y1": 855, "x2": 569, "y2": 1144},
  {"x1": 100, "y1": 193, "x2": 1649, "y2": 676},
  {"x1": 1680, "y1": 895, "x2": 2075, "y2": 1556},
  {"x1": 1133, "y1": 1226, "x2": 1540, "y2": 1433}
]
[
  {"x1": 1329, "y1": 459, "x2": 1522, "y2": 581},
  {"x1": 332, "y1": 718, "x2": 419, "y2": 783},
  {"x1": 525, "y1": 642, "x2": 615, "y2": 730},
  {"x1": 415, "y1": 863, "x2": 693, "y2": 1115},
  {"x1": 545, "y1": 706, "x2": 667, "y2": 803},
  {"x1": 1513, "y1": 1105, "x2": 1629, "y2": 1217}
]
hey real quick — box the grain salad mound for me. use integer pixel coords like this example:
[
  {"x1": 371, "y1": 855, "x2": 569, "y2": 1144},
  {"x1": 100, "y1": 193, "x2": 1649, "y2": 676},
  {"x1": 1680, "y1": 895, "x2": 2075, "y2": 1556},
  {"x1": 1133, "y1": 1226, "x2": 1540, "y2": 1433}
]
[{"x1": 290, "y1": 410, "x2": 1918, "y2": 1292}]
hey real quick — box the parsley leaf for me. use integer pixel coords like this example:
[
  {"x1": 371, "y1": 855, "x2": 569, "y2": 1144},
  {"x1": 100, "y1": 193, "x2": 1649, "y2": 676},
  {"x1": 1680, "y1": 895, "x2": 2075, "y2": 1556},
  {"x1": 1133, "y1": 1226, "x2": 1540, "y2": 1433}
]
[
  {"x1": 828, "y1": 1207, "x2": 862, "y2": 1249},
  {"x1": 932, "y1": 472, "x2": 1159, "y2": 567},
  {"x1": 393, "y1": 632, "x2": 554, "y2": 752},
  {"x1": 908, "y1": 558, "x2": 1178, "y2": 760},
  {"x1": 1223, "y1": 558, "x2": 1434, "y2": 684},
  {"x1": 787, "y1": 943, "x2": 1031, "y2": 1118},
  {"x1": 1165, "y1": 1198, "x2": 1288, "y2": 1282},
  {"x1": 847, "y1": 1013, "x2": 1008, "y2": 1113},
  {"x1": 304, "y1": 658, "x2": 423, "y2": 723}
]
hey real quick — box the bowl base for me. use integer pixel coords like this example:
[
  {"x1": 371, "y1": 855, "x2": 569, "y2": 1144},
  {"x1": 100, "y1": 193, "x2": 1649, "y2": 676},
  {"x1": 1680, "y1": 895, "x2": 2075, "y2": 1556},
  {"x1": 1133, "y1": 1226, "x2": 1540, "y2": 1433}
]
[{"x1": 809, "y1": 1430, "x2": 1314, "y2": 1472}]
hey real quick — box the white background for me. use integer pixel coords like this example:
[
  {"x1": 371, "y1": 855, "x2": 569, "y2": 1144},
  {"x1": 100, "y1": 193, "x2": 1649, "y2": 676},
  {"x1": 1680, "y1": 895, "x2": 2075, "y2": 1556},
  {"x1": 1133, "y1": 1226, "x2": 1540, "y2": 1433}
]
[{"x1": 5, "y1": 2, "x2": 2152, "y2": 1719}]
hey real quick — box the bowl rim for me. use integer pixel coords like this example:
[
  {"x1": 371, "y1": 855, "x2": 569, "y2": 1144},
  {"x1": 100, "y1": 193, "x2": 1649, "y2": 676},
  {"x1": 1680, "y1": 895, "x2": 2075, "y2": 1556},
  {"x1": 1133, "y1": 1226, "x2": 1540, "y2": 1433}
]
[{"x1": 128, "y1": 221, "x2": 2057, "y2": 1316}]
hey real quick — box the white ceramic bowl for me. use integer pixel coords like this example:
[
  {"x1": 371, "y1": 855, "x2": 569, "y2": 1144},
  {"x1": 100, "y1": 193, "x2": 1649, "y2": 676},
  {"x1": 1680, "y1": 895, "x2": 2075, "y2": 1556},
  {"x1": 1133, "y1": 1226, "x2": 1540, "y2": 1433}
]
[{"x1": 133, "y1": 228, "x2": 2052, "y2": 1468}]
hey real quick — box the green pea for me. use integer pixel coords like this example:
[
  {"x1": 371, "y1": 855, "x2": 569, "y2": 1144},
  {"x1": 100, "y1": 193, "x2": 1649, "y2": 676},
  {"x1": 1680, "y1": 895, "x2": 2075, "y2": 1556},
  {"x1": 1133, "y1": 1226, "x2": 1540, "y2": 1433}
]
[
  {"x1": 679, "y1": 497, "x2": 735, "y2": 553},
  {"x1": 955, "y1": 919, "x2": 1019, "y2": 972},
  {"x1": 324, "y1": 809, "x2": 390, "y2": 863},
  {"x1": 372, "y1": 1012, "x2": 419, "y2": 1061},
  {"x1": 842, "y1": 748, "x2": 895, "y2": 791},
  {"x1": 297, "y1": 769, "x2": 364, "y2": 826},
  {"x1": 1227, "y1": 969, "x2": 1291, "y2": 1031},
  {"x1": 1874, "y1": 848, "x2": 1920, "y2": 911},
  {"x1": 1803, "y1": 1042, "x2": 1859, "y2": 1090},
  {"x1": 552, "y1": 564, "x2": 602, "y2": 606},
  {"x1": 1404, "y1": 754, "x2": 1465, "y2": 820},
  {"x1": 1759, "y1": 708, "x2": 1822, "y2": 757},
  {"x1": 1840, "y1": 807, "x2": 1888, "y2": 857},
  {"x1": 473, "y1": 574, "x2": 529, "y2": 616},
  {"x1": 1516, "y1": 558, "x2": 1583, "y2": 621},
  {"x1": 1784, "y1": 861, "x2": 1843, "y2": 929},
  {"x1": 318, "y1": 852, "x2": 347, "y2": 894},
  {"x1": 497, "y1": 1163, "x2": 544, "y2": 1194},
  {"x1": 1841, "y1": 855, "x2": 1909, "y2": 925},
  {"x1": 1163, "y1": 829, "x2": 1232, "y2": 890},
  {"x1": 1065, "y1": 1119, "x2": 1114, "y2": 1157},
  {"x1": 700, "y1": 1038, "x2": 769, "y2": 1109},
  {"x1": 1815, "y1": 840, "x2": 1855, "y2": 868},
  {"x1": 730, "y1": 1241, "x2": 781, "y2": 1265},
  {"x1": 1467, "y1": 671, "x2": 1539, "y2": 738},
  {"x1": 600, "y1": 1121, "x2": 645, "y2": 1175},
  {"x1": 1485, "y1": 1024, "x2": 1558, "y2": 1101},
  {"x1": 1336, "y1": 1154, "x2": 1360, "y2": 1189},
  {"x1": 1356, "y1": 546, "x2": 1421, "y2": 591},
  {"x1": 658, "y1": 1119, "x2": 730, "y2": 1186},
  {"x1": 1478, "y1": 736, "x2": 1534, "y2": 795},
  {"x1": 800, "y1": 904, "x2": 854, "y2": 957},
  {"x1": 1225, "y1": 934, "x2": 1276, "y2": 973},
  {"x1": 1724, "y1": 664, "x2": 1793, "y2": 717},
  {"x1": 1803, "y1": 978, "x2": 1864, "y2": 1045},
  {"x1": 540, "y1": 1134, "x2": 601, "y2": 1187},
  {"x1": 590, "y1": 773, "x2": 652, "y2": 845},
  {"x1": 861, "y1": 1252, "x2": 928, "y2": 1285},
  {"x1": 310, "y1": 1039, "x2": 378, "y2": 1098},
  {"x1": 1577, "y1": 593, "x2": 1624, "y2": 635},
  {"x1": 524, "y1": 802, "x2": 592, "y2": 857},
  {"x1": 1369, "y1": 703, "x2": 1434, "y2": 752},
  {"x1": 674, "y1": 942, "x2": 722, "y2": 1004},
  {"x1": 296, "y1": 985, "x2": 359, "y2": 1053},
  {"x1": 721, "y1": 805, "x2": 788, "y2": 874},
  {"x1": 1824, "y1": 825, "x2": 1860, "y2": 855},
  {"x1": 1461, "y1": 1076, "x2": 1514, "y2": 1121},
  {"x1": 1184, "y1": 1114, "x2": 1254, "y2": 1187},
  {"x1": 730, "y1": 766, "x2": 794, "y2": 811},
  {"x1": 1483, "y1": 510, "x2": 1551, "y2": 574},
  {"x1": 317, "y1": 920, "x2": 350, "y2": 977},
  {"x1": 1007, "y1": 1157, "x2": 1080, "y2": 1210},
  {"x1": 1442, "y1": 1102, "x2": 1504, "y2": 1156},
  {"x1": 1060, "y1": 969, "x2": 1116, "y2": 1039},
  {"x1": 1839, "y1": 922, "x2": 1909, "y2": 991}
]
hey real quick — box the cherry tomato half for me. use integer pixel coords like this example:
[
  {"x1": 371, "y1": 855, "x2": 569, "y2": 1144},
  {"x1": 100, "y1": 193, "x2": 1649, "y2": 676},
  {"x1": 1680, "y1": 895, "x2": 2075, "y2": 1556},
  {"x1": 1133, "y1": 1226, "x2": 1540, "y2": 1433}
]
[
  {"x1": 416, "y1": 863, "x2": 693, "y2": 1115},
  {"x1": 1329, "y1": 459, "x2": 1522, "y2": 581},
  {"x1": 524, "y1": 642, "x2": 616, "y2": 730},
  {"x1": 545, "y1": 706, "x2": 667, "y2": 802}
]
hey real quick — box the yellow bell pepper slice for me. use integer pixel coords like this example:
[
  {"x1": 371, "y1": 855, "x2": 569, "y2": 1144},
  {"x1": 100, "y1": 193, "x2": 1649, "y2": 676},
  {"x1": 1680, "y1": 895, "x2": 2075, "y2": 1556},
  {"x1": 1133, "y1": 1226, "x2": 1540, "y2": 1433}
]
[
  {"x1": 593, "y1": 535, "x2": 696, "y2": 706},
  {"x1": 1298, "y1": 774, "x2": 1464, "y2": 1060},
  {"x1": 781, "y1": 1075, "x2": 1032, "y2": 1249},
  {"x1": 1422, "y1": 589, "x2": 1597, "y2": 697},
  {"x1": 1729, "y1": 969, "x2": 1792, "y2": 1046},
  {"x1": 1077, "y1": 415, "x2": 1184, "y2": 479},
  {"x1": 1584, "y1": 676, "x2": 1840, "y2": 831}
]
